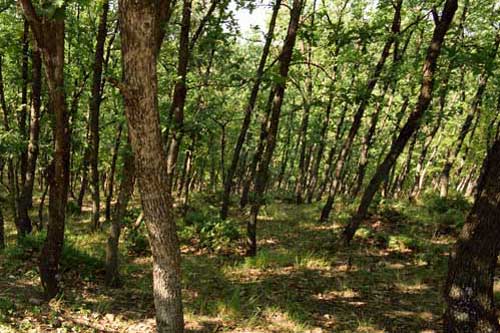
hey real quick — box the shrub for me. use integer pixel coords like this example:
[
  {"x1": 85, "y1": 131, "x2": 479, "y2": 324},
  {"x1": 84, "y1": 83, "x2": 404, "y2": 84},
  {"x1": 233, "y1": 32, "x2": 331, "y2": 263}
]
[{"x1": 181, "y1": 209, "x2": 240, "y2": 251}]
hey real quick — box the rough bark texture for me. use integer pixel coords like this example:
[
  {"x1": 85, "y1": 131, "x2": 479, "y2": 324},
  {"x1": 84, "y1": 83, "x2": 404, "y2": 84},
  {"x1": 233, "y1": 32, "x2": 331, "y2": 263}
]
[
  {"x1": 343, "y1": 0, "x2": 458, "y2": 244},
  {"x1": 443, "y1": 138, "x2": 500, "y2": 332},
  {"x1": 220, "y1": 0, "x2": 281, "y2": 219},
  {"x1": 117, "y1": 1, "x2": 184, "y2": 331},
  {"x1": 20, "y1": 0, "x2": 71, "y2": 299},
  {"x1": 247, "y1": 0, "x2": 304, "y2": 256}
]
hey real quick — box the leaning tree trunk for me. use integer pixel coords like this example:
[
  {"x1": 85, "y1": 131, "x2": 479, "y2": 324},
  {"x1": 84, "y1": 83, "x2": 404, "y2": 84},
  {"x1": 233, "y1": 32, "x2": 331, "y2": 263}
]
[
  {"x1": 105, "y1": 138, "x2": 135, "y2": 287},
  {"x1": 343, "y1": 0, "x2": 458, "y2": 244},
  {"x1": 220, "y1": 0, "x2": 281, "y2": 219},
  {"x1": 319, "y1": 0, "x2": 402, "y2": 222},
  {"x1": 20, "y1": 0, "x2": 71, "y2": 299},
  {"x1": 247, "y1": 0, "x2": 304, "y2": 256},
  {"x1": 117, "y1": 1, "x2": 184, "y2": 331},
  {"x1": 443, "y1": 138, "x2": 500, "y2": 332},
  {"x1": 88, "y1": 0, "x2": 110, "y2": 230},
  {"x1": 438, "y1": 32, "x2": 498, "y2": 197}
]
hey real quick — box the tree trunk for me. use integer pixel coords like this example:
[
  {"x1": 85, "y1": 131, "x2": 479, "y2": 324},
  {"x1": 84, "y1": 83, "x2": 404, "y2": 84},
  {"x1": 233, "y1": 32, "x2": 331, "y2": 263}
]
[
  {"x1": 319, "y1": 0, "x2": 402, "y2": 222},
  {"x1": 343, "y1": 0, "x2": 458, "y2": 244},
  {"x1": 438, "y1": 32, "x2": 498, "y2": 197},
  {"x1": 105, "y1": 139, "x2": 135, "y2": 287},
  {"x1": 88, "y1": 0, "x2": 110, "y2": 230},
  {"x1": 166, "y1": 0, "x2": 192, "y2": 191},
  {"x1": 17, "y1": 43, "x2": 42, "y2": 235},
  {"x1": 220, "y1": 0, "x2": 281, "y2": 219},
  {"x1": 20, "y1": 0, "x2": 71, "y2": 299},
  {"x1": 443, "y1": 138, "x2": 500, "y2": 332},
  {"x1": 247, "y1": 0, "x2": 304, "y2": 256},
  {"x1": 117, "y1": 1, "x2": 184, "y2": 331},
  {"x1": 105, "y1": 123, "x2": 123, "y2": 222}
]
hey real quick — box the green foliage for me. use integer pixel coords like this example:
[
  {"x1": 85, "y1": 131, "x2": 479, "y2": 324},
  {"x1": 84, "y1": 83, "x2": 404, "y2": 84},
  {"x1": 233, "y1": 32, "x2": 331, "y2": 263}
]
[
  {"x1": 180, "y1": 209, "x2": 240, "y2": 251},
  {"x1": 423, "y1": 193, "x2": 471, "y2": 215},
  {"x1": 124, "y1": 224, "x2": 150, "y2": 256},
  {"x1": 387, "y1": 235, "x2": 422, "y2": 252}
]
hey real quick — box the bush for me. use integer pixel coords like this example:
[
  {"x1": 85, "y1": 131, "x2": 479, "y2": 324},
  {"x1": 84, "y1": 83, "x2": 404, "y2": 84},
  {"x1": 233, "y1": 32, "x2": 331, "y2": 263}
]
[
  {"x1": 181, "y1": 210, "x2": 240, "y2": 251},
  {"x1": 424, "y1": 193, "x2": 471, "y2": 214}
]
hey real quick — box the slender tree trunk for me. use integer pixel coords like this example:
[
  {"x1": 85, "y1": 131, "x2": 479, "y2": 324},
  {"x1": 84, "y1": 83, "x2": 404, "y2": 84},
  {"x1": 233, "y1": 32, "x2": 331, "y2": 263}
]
[
  {"x1": 247, "y1": 0, "x2": 304, "y2": 256},
  {"x1": 0, "y1": 54, "x2": 23, "y2": 236},
  {"x1": 19, "y1": 19, "x2": 30, "y2": 188},
  {"x1": 17, "y1": 43, "x2": 42, "y2": 235},
  {"x1": 105, "y1": 139, "x2": 135, "y2": 287},
  {"x1": 319, "y1": 0, "x2": 402, "y2": 222},
  {"x1": 88, "y1": 0, "x2": 110, "y2": 230},
  {"x1": 443, "y1": 138, "x2": 500, "y2": 332},
  {"x1": 105, "y1": 123, "x2": 123, "y2": 222},
  {"x1": 166, "y1": 0, "x2": 192, "y2": 191},
  {"x1": 343, "y1": 0, "x2": 458, "y2": 244},
  {"x1": 438, "y1": 33, "x2": 498, "y2": 197},
  {"x1": 0, "y1": 205, "x2": 4, "y2": 249},
  {"x1": 220, "y1": 0, "x2": 281, "y2": 219},
  {"x1": 306, "y1": 94, "x2": 332, "y2": 203},
  {"x1": 117, "y1": 1, "x2": 184, "y2": 331}
]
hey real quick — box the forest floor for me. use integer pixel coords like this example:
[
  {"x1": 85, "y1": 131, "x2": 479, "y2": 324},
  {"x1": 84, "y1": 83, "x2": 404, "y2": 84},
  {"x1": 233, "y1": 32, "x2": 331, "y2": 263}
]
[{"x1": 0, "y1": 194, "x2": 491, "y2": 333}]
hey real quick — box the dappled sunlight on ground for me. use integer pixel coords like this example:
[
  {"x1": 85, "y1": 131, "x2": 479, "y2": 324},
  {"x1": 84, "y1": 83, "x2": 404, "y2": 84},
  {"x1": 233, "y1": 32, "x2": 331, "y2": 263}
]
[{"x1": 0, "y1": 200, "x2": 470, "y2": 332}]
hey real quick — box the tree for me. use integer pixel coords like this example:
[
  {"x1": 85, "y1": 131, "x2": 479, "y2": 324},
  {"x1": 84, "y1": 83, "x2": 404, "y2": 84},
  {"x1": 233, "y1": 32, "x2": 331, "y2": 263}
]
[
  {"x1": 115, "y1": 0, "x2": 184, "y2": 331},
  {"x1": 247, "y1": 0, "x2": 305, "y2": 256},
  {"x1": 19, "y1": 0, "x2": 70, "y2": 299},
  {"x1": 88, "y1": 0, "x2": 110, "y2": 230},
  {"x1": 319, "y1": 0, "x2": 403, "y2": 222},
  {"x1": 343, "y1": 0, "x2": 459, "y2": 244},
  {"x1": 443, "y1": 137, "x2": 500, "y2": 332},
  {"x1": 220, "y1": 0, "x2": 282, "y2": 220}
]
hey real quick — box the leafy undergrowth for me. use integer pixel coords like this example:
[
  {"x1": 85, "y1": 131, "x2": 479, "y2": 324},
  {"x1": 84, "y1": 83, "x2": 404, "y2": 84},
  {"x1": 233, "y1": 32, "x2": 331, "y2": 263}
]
[{"x1": 0, "y1": 194, "x2": 490, "y2": 332}]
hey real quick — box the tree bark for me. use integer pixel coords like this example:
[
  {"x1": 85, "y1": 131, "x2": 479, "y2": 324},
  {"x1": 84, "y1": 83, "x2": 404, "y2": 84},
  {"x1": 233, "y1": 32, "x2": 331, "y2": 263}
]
[
  {"x1": 20, "y1": 0, "x2": 71, "y2": 299},
  {"x1": 117, "y1": 0, "x2": 184, "y2": 331},
  {"x1": 343, "y1": 0, "x2": 458, "y2": 244},
  {"x1": 443, "y1": 138, "x2": 500, "y2": 332}
]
